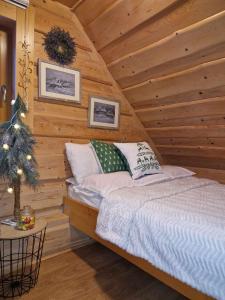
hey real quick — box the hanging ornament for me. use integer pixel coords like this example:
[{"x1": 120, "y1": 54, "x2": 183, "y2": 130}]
[
  {"x1": 26, "y1": 155, "x2": 32, "y2": 161},
  {"x1": 7, "y1": 187, "x2": 14, "y2": 194},
  {"x1": 2, "y1": 144, "x2": 9, "y2": 150},
  {"x1": 43, "y1": 27, "x2": 76, "y2": 65}
]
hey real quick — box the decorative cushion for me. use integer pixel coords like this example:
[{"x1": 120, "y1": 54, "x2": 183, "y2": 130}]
[
  {"x1": 114, "y1": 142, "x2": 161, "y2": 179},
  {"x1": 65, "y1": 143, "x2": 101, "y2": 184},
  {"x1": 91, "y1": 140, "x2": 128, "y2": 173}
]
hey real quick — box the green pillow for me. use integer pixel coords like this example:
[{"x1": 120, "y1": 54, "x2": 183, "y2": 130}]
[{"x1": 91, "y1": 140, "x2": 128, "y2": 173}]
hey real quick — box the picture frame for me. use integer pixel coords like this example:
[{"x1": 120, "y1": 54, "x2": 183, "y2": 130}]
[
  {"x1": 38, "y1": 60, "x2": 81, "y2": 104},
  {"x1": 88, "y1": 96, "x2": 120, "y2": 130}
]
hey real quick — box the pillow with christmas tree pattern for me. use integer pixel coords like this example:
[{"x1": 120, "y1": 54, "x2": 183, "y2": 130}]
[
  {"x1": 114, "y1": 142, "x2": 161, "y2": 179},
  {"x1": 91, "y1": 140, "x2": 128, "y2": 173}
]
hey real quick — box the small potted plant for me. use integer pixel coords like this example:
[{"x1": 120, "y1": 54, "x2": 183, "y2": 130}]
[{"x1": 0, "y1": 94, "x2": 39, "y2": 227}]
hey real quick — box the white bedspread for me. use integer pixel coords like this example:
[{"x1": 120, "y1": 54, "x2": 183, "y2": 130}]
[{"x1": 96, "y1": 177, "x2": 225, "y2": 300}]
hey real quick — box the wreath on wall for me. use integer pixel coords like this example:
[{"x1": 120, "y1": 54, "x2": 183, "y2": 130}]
[{"x1": 43, "y1": 27, "x2": 76, "y2": 65}]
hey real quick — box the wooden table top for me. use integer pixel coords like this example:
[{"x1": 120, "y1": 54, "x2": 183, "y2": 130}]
[{"x1": 0, "y1": 218, "x2": 47, "y2": 240}]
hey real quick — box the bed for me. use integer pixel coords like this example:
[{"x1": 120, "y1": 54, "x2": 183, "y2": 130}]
[
  {"x1": 64, "y1": 174, "x2": 225, "y2": 300},
  {"x1": 64, "y1": 142, "x2": 225, "y2": 300}
]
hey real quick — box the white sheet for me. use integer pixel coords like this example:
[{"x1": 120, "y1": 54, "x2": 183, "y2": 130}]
[
  {"x1": 96, "y1": 177, "x2": 225, "y2": 300},
  {"x1": 68, "y1": 183, "x2": 102, "y2": 208}
]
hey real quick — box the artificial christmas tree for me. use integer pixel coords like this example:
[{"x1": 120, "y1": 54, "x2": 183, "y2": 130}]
[{"x1": 0, "y1": 94, "x2": 39, "y2": 222}]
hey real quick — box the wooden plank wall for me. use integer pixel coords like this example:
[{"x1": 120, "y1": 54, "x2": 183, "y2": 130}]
[
  {"x1": 65, "y1": 0, "x2": 225, "y2": 184},
  {"x1": 0, "y1": 0, "x2": 157, "y2": 256}
]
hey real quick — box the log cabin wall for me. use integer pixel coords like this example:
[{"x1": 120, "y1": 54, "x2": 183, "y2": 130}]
[
  {"x1": 57, "y1": 0, "x2": 225, "y2": 184},
  {"x1": 0, "y1": 0, "x2": 159, "y2": 256}
]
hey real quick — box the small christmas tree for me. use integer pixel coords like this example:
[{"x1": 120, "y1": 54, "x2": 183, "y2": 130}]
[{"x1": 0, "y1": 94, "x2": 39, "y2": 221}]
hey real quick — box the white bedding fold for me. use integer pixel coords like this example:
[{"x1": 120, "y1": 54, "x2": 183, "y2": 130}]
[{"x1": 96, "y1": 177, "x2": 225, "y2": 300}]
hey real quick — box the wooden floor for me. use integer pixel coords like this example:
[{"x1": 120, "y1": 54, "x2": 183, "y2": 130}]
[{"x1": 20, "y1": 243, "x2": 187, "y2": 300}]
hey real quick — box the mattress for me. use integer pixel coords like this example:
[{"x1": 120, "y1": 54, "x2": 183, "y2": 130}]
[{"x1": 68, "y1": 183, "x2": 102, "y2": 209}]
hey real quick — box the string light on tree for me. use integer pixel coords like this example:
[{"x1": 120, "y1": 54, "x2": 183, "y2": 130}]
[
  {"x1": 0, "y1": 95, "x2": 39, "y2": 221},
  {"x1": 2, "y1": 144, "x2": 9, "y2": 150},
  {"x1": 14, "y1": 123, "x2": 20, "y2": 130},
  {"x1": 17, "y1": 168, "x2": 23, "y2": 175},
  {"x1": 7, "y1": 187, "x2": 14, "y2": 194},
  {"x1": 0, "y1": 39, "x2": 38, "y2": 223}
]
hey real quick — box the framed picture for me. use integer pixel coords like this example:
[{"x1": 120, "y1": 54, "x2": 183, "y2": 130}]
[
  {"x1": 88, "y1": 96, "x2": 120, "y2": 130},
  {"x1": 38, "y1": 60, "x2": 81, "y2": 104}
]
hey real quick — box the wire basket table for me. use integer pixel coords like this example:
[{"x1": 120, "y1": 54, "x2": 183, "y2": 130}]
[{"x1": 0, "y1": 219, "x2": 47, "y2": 298}]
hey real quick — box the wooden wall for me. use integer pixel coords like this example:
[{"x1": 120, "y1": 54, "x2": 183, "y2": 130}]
[
  {"x1": 60, "y1": 0, "x2": 225, "y2": 184},
  {"x1": 0, "y1": 0, "x2": 158, "y2": 256}
]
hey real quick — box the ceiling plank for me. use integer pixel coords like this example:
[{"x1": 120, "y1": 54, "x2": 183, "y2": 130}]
[
  {"x1": 73, "y1": 0, "x2": 116, "y2": 26},
  {"x1": 109, "y1": 10, "x2": 225, "y2": 88},
  {"x1": 100, "y1": 0, "x2": 225, "y2": 65},
  {"x1": 147, "y1": 125, "x2": 225, "y2": 138},
  {"x1": 157, "y1": 145, "x2": 225, "y2": 159},
  {"x1": 123, "y1": 58, "x2": 225, "y2": 108},
  {"x1": 136, "y1": 97, "x2": 225, "y2": 123},
  {"x1": 53, "y1": 0, "x2": 78, "y2": 8},
  {"x1": 86, "y1": 0, "x2": 180, "y2": 51},
  {"x1": 71, "y1": 0, "x2": 84, "y2": 10}
]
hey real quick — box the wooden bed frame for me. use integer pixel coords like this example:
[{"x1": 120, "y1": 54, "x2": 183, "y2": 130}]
[{"x1": 64, "y1": 197, "x2": 213, "y2": 300}]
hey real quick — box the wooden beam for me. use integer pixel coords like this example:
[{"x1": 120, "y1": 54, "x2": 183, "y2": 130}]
[
  {"x1": 43, "y1": 0, "x2": 77, "y2": 9},
  {"x1": 71, "y1": 0, "x2": 84, "y2": 11},
  {"x1": 124, "y1": 58, "x2": 225, "y2": 108},
  {"x1": 144, "y1": 114, "x2": 225, "y2": 129},
  {"x1": 184, "y1": 166, "x2": 225, "y2": 184},
  {"x1": 147, "y1": 125, "x2": 225, "y2": 138},
  {"x1": 73, "y1": 0, "x2": 116, "y2": 26},
  {"x1": 86, "y1": 0, "x2": 180, "y2": 51},
  {"x1": 109, "y1": 10, "x2": 225, "y2": 88},
  {"x1": 33, "y1": 114, "x2": 148, "y2": 141},
  {"x1": 136, "y1": 97, "x2": 225, "y2": 123},
  {"x1": 164, "y1": 154, "x2": 225, "y2": 171},
  {"x1": 156, "y1": 145, "x2": 225, "y2": 159},
  {"x1": 100, "y1": 0, "x2": 225, "y2": 65},
  {"x1": 152, "y1": 137, "x2": 225, "y2": 148}
]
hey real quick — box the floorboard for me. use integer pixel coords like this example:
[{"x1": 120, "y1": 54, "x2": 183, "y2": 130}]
[{"x1": 20, "y1": 243, "x2": 187, "y2": 300}]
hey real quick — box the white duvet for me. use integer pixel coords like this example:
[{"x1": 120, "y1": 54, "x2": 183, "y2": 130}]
[{"x1": 96, "y1": 177, "x2": 225, "y2": 300}]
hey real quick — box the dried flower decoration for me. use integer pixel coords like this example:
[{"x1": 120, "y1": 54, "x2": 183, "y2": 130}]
[{"x1": 43, "y1": 27, "x2": 76, "y2": 65}]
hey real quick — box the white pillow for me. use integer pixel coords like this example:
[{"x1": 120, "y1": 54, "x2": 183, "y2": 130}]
[
  {"x1": 134, "y1": 172, "x2": 170, "y2": 186},
  {"x1": 114, "y1": 142, "x2": 161, "y2": 179},
  {"x1": 81, "y1": 171, "x2": 133, "y2": 196},
  {"x1": 65, "y1": 143, "x2": 101, "y2": 184},
  {"x1": 161, "y1": 165, "x2": 195, "y2": 179},
  {"x1": 80, "y1": 171, "x2": 170, "y2": 197}
]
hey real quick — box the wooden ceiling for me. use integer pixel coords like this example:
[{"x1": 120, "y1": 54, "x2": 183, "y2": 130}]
[{"x1": 55, "y1": 0, "x2": 225, "y2": 182}]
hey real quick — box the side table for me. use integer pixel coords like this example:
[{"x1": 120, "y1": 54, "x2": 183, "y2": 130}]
[{"x1": 0, "y1": 219, "x2": 47, "y2": 298}]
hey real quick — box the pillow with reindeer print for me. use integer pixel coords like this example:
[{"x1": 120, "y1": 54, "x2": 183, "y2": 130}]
[{"x1": 114, "y1": 142, "x2": 161, "y2": 180}]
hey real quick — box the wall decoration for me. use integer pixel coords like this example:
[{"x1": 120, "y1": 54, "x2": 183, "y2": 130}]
[
  {"x1": 43, "y1": 27, "x2": 76, "y2": 65},
  {"x1": 88, "y1": 96, "x2": 120, "y2": 130},
  {"x1": 18, "y1": 40, "x2": 33, "y2": 108},
  {"x1": 38, "y1": 60, "x2": 81, "y2": 104}
]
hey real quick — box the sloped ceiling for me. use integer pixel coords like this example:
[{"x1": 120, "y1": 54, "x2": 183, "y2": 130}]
[{"x1": 54, "y1": 0, "x2": 225, "y2": 183}]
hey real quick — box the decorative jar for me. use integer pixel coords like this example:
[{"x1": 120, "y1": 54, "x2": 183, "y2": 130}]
[{"x1": 17, "y1": 205, "x2": 35, "y2": 230}]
